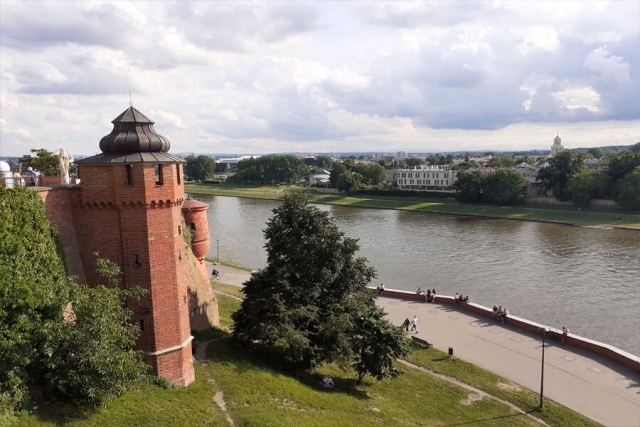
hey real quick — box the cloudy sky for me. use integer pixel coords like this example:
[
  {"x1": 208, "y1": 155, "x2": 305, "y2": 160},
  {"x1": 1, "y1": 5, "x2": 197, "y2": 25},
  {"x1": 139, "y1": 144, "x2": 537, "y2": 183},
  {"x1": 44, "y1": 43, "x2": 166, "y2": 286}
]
[{"x1": 1, "y1": 1, "x2": 639, "y2": 157}]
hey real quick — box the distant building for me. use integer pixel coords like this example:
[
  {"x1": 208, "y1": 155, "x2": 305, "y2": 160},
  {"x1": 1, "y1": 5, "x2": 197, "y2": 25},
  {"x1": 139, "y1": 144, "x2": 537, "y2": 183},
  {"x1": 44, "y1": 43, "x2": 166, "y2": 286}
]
[
  {"x1": 550, "y1": 133, "x2": 564, "y2": 157},
  {"x1": 214, "y1": 155, "x2": 257, "y2": 173},
  {"x1": 395, "y1": 165, "x2": 457, "y2": 192}
]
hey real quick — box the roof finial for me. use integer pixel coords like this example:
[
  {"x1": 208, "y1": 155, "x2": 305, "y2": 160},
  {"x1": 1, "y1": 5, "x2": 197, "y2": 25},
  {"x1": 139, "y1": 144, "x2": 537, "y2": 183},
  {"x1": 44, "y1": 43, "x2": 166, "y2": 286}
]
[{"x1": 129, "y1": 91, "x2": 133, "y2": 106}]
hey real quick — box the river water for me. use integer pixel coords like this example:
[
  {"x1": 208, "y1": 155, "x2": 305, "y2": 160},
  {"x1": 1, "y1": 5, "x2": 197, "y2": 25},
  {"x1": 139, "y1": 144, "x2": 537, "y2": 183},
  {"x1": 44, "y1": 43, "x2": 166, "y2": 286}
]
[{"x1": 194, "y1": 194, "x2": 640, "y2": 356}]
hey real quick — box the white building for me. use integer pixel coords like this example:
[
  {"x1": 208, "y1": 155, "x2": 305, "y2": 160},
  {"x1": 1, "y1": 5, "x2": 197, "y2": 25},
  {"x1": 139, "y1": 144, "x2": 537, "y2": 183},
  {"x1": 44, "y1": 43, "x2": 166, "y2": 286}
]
[
  {"x1": 395, "y1": 165, "x2": 457, "y2": 192},
  {"x1": 550, "y1": 133, "x2": 563, "y2": 156}
]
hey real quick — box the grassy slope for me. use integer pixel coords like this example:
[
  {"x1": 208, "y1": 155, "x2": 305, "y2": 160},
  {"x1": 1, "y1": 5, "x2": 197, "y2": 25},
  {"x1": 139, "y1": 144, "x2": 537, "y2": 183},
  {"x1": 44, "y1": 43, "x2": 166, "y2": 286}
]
[
  {"x1": 184, "y1": 183, "x2": 640, "y2": 230},
  {"x1": 15, "y1": 288, "x2": 600, "y2": 427}
]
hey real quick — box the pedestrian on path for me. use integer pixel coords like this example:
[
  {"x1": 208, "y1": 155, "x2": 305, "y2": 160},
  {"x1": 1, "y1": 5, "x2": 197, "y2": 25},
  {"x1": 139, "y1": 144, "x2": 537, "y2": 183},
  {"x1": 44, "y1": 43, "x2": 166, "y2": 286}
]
[
  {"x1": 561, "y1": 326, "x2": 569, "y2": 343},
  {"x1": 411, "y1": 315, "x2": 419, "y2": 333},
  {"x1": 402, "y1": 318, "x2": 410, "y2": 332}
]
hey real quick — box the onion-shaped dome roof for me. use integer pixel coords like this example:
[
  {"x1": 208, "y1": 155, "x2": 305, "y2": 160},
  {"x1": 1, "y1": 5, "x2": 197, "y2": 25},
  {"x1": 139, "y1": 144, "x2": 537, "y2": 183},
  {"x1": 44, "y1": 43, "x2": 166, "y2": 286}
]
[
  {"x1": 77, "y1": 106, "x2": 184, "y2": 165},
  {"x1": 99, "y1": 107, "x2": 170, "y2": 153}
]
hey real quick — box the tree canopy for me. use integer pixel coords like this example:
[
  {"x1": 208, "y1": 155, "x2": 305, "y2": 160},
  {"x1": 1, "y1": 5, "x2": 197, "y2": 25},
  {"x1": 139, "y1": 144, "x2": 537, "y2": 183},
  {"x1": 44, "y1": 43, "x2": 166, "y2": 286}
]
[
  {"x1": 536, "y1": 150, "x2": 585, "y2": 201},
  {"x1": 0, "y1": 188, "x2": 147, "y2": 414},
  {"x1": 232, "y1": 192, "x2": 410, "y2": 381},
  {"x1": 229, "y1": 155, "x2": 308, "y2": 185},
  {"x1": 19, "y1": 149, "x2": 60, "y2": 176},
  {"x1": 184, "y1": 155, "x2": 216, "y2": 181}
]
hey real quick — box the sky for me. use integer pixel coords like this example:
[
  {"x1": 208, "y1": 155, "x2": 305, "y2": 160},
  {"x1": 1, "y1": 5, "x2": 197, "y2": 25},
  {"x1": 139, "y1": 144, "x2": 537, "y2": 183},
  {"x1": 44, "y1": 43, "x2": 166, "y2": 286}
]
[{"x1": 1, "y1": 1, "x2": 639, "y2": 158}]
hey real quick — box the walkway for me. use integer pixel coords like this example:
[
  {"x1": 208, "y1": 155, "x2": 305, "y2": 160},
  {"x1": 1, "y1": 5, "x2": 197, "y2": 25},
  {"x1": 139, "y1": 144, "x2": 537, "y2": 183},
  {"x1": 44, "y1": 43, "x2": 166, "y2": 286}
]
[{"x1": 205, "y1": 262, "x2": 640, "y2": 427}]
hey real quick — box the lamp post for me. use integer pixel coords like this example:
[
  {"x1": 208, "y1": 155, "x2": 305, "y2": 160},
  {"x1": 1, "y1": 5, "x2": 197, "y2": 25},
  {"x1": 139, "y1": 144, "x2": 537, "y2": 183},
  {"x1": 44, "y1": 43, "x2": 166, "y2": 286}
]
[
  {"x1": 216, "y1": 239, "x2": 220, "y2": 261},
  {"x1": 538, "y1": 327, "x2": 549, "y2": 408}
]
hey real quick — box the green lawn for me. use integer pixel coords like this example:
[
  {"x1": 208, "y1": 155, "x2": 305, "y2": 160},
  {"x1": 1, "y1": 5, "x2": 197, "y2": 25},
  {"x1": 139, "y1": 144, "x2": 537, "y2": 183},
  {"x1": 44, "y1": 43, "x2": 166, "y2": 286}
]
[
  {"x1": 13, "y1": 286, "x2": 600, "y2": 427},
  {"x1": 184, "y1": 183, "x2": 640, "y2": 230}
]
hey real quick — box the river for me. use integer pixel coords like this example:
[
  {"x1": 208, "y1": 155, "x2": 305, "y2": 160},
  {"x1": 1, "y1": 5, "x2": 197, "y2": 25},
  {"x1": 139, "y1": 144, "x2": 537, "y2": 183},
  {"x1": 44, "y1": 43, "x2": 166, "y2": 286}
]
[{"x1": 193, "y1": 194, "x2": 640, "y2": 356}]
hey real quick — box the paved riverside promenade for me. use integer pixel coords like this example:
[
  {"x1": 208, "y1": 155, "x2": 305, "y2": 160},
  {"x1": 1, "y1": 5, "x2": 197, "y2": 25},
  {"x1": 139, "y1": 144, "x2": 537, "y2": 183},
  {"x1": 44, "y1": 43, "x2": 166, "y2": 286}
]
[{"x1": 206, "y1": 263, "x2": 640, "y2": 427}]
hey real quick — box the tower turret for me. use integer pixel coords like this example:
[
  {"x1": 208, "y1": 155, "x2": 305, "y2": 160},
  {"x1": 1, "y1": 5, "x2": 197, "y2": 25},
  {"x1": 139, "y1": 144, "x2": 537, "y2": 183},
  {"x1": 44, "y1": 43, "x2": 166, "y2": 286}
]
[{"x1": 75, "y1": 106, "x2": 195, "y2": 386}]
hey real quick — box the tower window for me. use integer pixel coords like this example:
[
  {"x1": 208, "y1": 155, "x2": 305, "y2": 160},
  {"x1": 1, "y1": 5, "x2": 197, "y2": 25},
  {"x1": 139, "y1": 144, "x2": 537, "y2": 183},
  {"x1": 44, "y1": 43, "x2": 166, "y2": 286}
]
[
  {"x1": 126, "y1": 165, "x2": 133, "y2": 186},
  {"x1": 190, "y1": 222, "x2": 197, "y2": 232},
  {"x1": 155, "y1": 164, "x2": 163, "y2": 185},
  {"x1": 177, "y1": 165, "x2": 182, "y2": 185}
]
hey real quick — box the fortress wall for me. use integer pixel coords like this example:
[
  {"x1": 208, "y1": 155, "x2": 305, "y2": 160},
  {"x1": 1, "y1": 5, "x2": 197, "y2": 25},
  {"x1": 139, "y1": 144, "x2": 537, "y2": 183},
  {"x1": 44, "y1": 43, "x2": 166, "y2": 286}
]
[
  {"x1": 38, "y1": 186, "x2": 86, "y2": 284},
  {"x1": 374, "y1": 288, "x2": 640, "y2": 371}
]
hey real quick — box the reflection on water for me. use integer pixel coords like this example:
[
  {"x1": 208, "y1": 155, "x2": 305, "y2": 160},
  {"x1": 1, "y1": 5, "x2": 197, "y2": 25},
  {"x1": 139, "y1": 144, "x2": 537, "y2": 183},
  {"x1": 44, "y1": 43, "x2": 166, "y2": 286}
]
[{"x1": 195, "y1": 194, "x2": 640, "y2": 356}]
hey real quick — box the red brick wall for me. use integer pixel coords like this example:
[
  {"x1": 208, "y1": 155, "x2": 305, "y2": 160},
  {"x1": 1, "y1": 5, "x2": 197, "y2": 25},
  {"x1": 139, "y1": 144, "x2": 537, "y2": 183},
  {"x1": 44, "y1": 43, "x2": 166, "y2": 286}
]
[
  {"x1": 75, "y1": 162, "x2": 195, "y2": 385},
  {"x1": 38, "y1": 187, "x2": 86, "y2": 283}
]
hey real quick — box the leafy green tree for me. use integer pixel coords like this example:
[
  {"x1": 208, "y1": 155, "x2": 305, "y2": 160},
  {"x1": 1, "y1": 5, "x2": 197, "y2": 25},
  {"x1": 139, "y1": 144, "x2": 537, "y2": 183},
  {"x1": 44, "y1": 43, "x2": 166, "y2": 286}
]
[
  {"x1": 329, "y1": 163, "x2": 347, "y2": 188},
  {"x1": 537, "y1": 150, "x2": 585, "y2": 201},
  {"x1": 615, "y1": 166, "x2": 640, "y2": 212},
  {"x1": 405, "y1": 158, "x2": 424, "y2": 167},
  {"x1": 483, "y1": 170, "x2": 527, "y2": 205},
  {"x1": 315, "y1": 155, "x2": 334, "y2": 170},
  {"x1": 587, "y1": 147, "x2": 604, "y2": 159},
  {"x1": 19, "y1": 149, "x2": 60, "y2": 176},
  {"x1": 1, "y1": 189, "x2": 147, "y2": 413},
  {"x1": 232, "y1": 193, "x2": 409, "y2": 380},
  {"x1": 338, "y1": 172, "x2": 362, "y2": 192},
  {"x1": 351, "y1": 298, "x2": 410, "y2": 385},
  {"x1": 515, "y1": 155, "x2": 534, "y2": 165},
  {"x1": 44, "y1": 258, "x2": 148, "y2": 407},
  {"x1": 454, "y1": 171, "x2": 485, "y2": 202},
  {"x1": 630, "y1": 142, "x2": 640, "y2": 153},
  {"x1": 487, "y1": 156, "x2": 515, "y2": 168},
  {"x1": 184, "y1": 155, "x2": 216, "y2": 181},
  {"x1": 365, "y1": 164, "x2": 388, "y2": 185},
  {"x1": 567, "y1": 170, "x2": 609, "y2": 208},
  {"x1": 464, "y1": 152, "x2": 470, "y2": 162},
  {"x1": 229, "y1": 155, "x2": 308, "y2": 185}
]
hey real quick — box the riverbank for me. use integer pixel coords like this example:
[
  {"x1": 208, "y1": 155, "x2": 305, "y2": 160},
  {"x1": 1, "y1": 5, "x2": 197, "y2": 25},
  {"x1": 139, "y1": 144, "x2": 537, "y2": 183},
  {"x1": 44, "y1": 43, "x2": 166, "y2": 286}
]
[
  {"x1": 185, "y1": 183, "x2": 640, "y2": 230},
  {"x1": 204, "y1": 261, "x2": 638, "y2": 426}
]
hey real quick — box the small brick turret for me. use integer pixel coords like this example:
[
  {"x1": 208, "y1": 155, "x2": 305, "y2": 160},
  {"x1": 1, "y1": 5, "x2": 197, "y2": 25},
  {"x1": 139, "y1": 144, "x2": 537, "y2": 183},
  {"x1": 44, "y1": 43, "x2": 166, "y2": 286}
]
[
  {"x1": 75, "y1": 106, "x2": 195, "y2": 386},
  {"x1": 182, "y1": 198, "x2": 211, "y2": 262}
]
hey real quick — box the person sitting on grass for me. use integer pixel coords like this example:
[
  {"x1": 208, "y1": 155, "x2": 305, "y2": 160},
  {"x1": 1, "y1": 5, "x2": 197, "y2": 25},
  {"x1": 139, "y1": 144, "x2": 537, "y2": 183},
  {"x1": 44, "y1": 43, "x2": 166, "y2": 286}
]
[{"x1": 321, "y1": 376, "x2": 335, "y2": 388}]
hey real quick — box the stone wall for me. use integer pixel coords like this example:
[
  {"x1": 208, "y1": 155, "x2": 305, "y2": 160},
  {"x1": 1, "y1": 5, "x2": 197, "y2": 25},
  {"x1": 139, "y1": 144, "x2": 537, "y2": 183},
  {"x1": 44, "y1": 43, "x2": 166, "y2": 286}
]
[{"x1": 375, "y1": 287, "x2": 640, "y2": 371}]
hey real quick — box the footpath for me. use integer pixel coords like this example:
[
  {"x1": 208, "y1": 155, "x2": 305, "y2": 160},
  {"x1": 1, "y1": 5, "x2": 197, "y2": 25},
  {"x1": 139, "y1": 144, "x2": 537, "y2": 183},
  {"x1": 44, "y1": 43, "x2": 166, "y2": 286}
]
[{"x1": 206, "y1": 262, "x2": 640, "y2": 427}]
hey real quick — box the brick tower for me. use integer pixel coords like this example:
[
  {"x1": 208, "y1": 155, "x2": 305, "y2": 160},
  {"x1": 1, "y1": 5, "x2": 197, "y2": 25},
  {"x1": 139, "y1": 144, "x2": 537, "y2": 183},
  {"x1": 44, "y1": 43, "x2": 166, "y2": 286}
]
[{"x1": 75, "y1": 106, "x2": 194, "y2": 386}]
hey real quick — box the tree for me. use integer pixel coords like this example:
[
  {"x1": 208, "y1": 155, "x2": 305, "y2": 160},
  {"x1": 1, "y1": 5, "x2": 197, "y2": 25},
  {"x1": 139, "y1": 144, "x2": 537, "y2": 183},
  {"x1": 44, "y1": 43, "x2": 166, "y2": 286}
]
[
  {"x1": 483, "y1": 170, "x2": 527, "y2": 205},
  {"x1": 365, "y1": 164, "x2": 388, "y2": 185},
  {"x1": 405, "y1": 158, "x2": 424, "y2": 167},
  {"x1": 515, "y1": 155, "x2": 534, "y2": 165},
  {"x1": 454, "y1": 171, "x2": 485, "y2": 202},
  {"x1": 486, "y1": 156, "x2": 515, "y2": 168},
  {"x1": 184, "y1": 155, "x2": 216, "y2": 181},
  {"x1": 588, "y1": 147, "x2": 604, "y2": 159},
  {"x1": 329, "y1": 163, "x2": 347, "y2": 188},
  {"x1": 630, "y1": 142, "x2": 640, "y2": 153},
  {"x1": 615, "y1": 166, "x2": 640, "y2": 212},
  {"x1": 567, "y1": 170, "x2": 608, "y2": 208},
  {"x1": 228, "y1": 155, "x2": 308, "y2": 185},
  {"x1": 315, "y1": 155, "x2": 334, "y2": 170},
  {"x1": 232, "y1": 192, "x2": 409, "y2": 381},
  {"x1": 537, "y1": 150, "x2": 585, "y2": 201},
  {"x1": 337, "y1": 172, "x2": 362, "y2": 192},
  {"x1": 19, "y1": 149, "x2": 60, "y2": 176},
  {"x1": 351, "y1": 299, "x2": 410, "y2": 385},
  {"x1": 0, "y1": 188, "x2": 147, "y2": 412}
]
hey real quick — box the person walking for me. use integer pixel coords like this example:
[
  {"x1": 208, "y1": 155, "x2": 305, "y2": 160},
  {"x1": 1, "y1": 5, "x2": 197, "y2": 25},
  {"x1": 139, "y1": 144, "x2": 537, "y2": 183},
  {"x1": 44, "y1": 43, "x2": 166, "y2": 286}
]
[
  {"x1": 402, "y1": 318, "x2": 410, "y2": 332},
  {"x1": 561, "y1": 326, "x2": 569, "y2": 343},
  {"x1": 410, "y1": 315, "x2": 419, "y2": 333}
]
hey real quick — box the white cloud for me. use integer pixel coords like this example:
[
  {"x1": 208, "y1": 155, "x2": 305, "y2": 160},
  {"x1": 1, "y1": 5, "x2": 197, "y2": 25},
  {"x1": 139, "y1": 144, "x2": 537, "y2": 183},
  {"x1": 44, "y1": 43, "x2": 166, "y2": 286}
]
[{"x1": 1, "y1": 1, "x2": 639, "y2": 158}]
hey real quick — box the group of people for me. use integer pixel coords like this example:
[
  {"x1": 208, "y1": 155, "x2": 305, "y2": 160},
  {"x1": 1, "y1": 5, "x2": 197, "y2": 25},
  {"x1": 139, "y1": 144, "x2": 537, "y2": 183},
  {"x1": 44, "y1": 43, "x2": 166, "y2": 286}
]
[
  {"x1": 402, "y1": 315, "x2": 419, "y2": 333},
  {"x1": 11, "y1": 167, "x2": 38, "y2": 187},
  {"x1": 416, "y1": 287, "x2": 437, "y2": 303},
  {"x1": 454, "y1": 293, "x2": 470, "y2": 304},
  {"x1": 492, "y1": 305, "x2": 509, "y2": 323}
]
